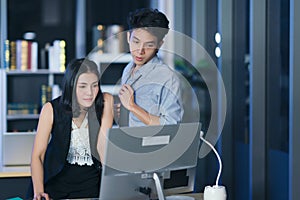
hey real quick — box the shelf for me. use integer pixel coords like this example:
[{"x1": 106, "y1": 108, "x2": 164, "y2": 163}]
[
  {"x1": 3, "y1": 131, "x2": 36, "y2": 136},
  {"x1": 6, "y1": 69, "x2": 64, "y2": 75},
  {"x1": 6, "y1": 114, "x2": 39, "y2": 120}
]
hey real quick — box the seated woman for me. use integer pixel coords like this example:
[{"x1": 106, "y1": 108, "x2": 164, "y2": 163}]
[{"x1": 27, "y1": 58, "x2": 114, "y2": 200}]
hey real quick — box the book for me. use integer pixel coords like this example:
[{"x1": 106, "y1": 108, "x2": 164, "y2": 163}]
[
  {"x1": 40, "y1": 85, "x2": 54, "y2": 108},
  {"x1": 20, "y1": 40, "x2": 28, "y2": 71},
  {"x1": 40, "y1": 84, "x2": 48, "y2": 108},
  {"x1": 31, "y1": 42, "x2": 38, "y2": 71},
  {"x1": 48, "y1": 40, "x2": 66, "y2": 72},
  {"x1": 4, "y1": 40, "x2": 10, "y2": 70},
  {"x1": 27, "y1": 41, "x2": 32, "y2": 70},
  {"x1": 7, "y1": 103, "x2": 38, "y2": 115},
  {"x1": 15, "y1": 40, "x2": 29, "y2": 71},
  {"x1": 9, "y1": 41, "x2": 16, "y2": 70},
  {"x1": 59, "y1": 40, "x2": 66, "y2": 72}
]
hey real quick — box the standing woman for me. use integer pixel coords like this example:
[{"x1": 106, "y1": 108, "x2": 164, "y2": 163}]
[{"x1": 27, "y1": 58, "x2": 114, "y2": 200}]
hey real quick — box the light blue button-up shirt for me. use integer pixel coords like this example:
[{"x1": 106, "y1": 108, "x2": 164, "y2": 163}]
[{"x1": 121, "y1": 56, "x2": 184, "y2": 127}]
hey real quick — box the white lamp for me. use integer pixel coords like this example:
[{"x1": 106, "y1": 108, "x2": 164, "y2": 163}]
[{"x1": 200, "y1": 131, "x2": 227, "y2": 200}]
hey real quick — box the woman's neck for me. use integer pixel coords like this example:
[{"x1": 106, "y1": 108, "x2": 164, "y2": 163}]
[{"x1": 73, "y1": 111, "x2": 87, "y2": 128}]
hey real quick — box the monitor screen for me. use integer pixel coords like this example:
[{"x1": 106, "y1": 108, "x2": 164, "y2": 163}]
[{"x1": 99, "y1": 122, "x2": 201, "y2": 200}]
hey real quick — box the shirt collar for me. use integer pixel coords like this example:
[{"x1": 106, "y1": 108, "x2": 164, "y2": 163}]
[{"x1": 130, "y1": 56, "x2": 161, "y2": 76}]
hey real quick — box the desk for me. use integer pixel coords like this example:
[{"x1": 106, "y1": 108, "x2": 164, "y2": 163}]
[
  {"x1": 184, "y1": 193, "x2": 203, "y2": 200},
  {"x1": 168, "y1": 193, "x2": 203, "y2": 200},
  {"x1": 0, "y1": 166, "x2": 203, "y2": 200},
  {"x1": 63, "y1": 194, "x2": 203, "y2": 200}
]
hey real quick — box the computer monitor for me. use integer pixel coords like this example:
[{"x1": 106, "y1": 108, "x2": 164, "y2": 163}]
[{"x1": 99, "y1": 122, "x2": 201, "y2": 200}]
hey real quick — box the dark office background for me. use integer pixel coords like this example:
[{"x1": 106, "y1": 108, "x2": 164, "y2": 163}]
[
  {"x1": 1, "y1": 0, "x2": 300, "y2": 200},
  {"x1": 7, "y1": 0, "x2": 150, "y2": 64}
]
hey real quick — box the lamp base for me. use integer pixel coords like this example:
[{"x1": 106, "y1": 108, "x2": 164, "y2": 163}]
[{"x1": 203, "y1": 185, "x2": 227, "y2": 200}]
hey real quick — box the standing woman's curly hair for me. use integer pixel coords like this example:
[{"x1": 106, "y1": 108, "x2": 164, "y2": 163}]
[
  {"x1": 60, "y1": 58, "x2": 104, "y2": 123},
  {"x1": 127, "y1": 8, "x2": 170, "y2": 42}
]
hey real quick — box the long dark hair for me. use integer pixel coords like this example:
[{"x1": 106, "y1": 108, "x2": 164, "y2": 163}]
[{"x1": 60, "y1": 58, "x2": 104, "y2": 123}]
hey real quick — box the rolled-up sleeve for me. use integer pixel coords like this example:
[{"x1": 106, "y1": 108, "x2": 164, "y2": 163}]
[{"x1": 159, "y1": 75, "x2": 184, "y2": 125}]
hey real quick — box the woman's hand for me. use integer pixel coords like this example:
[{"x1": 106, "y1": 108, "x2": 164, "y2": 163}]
[{"x1": 33, "y1": 192, "x2": 50, "y2": 200}]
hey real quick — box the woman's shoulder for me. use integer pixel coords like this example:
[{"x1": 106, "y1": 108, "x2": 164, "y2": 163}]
[
  {"x1": 40, "y1": 101, "x2": 54, "y2": 115},
  {"x1": 45, "y1": 96, "x2": 68, "y2": 116}
]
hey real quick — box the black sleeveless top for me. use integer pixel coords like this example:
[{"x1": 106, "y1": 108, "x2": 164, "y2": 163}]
[{"x1": 27, "y1": 97, "x2": 102, "y2": 199}]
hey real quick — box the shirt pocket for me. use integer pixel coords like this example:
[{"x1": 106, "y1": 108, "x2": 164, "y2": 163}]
[{"x1": 135, "y1": 88, "x2": 160, "y2": 115}]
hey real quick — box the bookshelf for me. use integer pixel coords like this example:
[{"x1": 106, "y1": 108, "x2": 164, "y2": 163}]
[
  {"x1": 1, "y1": 68, "x2": 64, "y2": 166},
  {"x1": 0, "y1": 0, "x2": 68, "y2": 166}
]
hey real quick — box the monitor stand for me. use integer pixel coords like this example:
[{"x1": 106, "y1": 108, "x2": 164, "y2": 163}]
[{"x1": 152, "y1": 173, "x2": 195, "y2": 200}]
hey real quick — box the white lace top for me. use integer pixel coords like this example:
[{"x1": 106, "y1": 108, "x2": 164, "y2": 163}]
[{"x1": 66, "y1": 113, "x2": 94, "y2": 166}]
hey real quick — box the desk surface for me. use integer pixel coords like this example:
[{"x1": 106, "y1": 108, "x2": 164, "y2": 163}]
[
  {"x1": 170, "y1": 193, "x2": 203, "y2": 200},
  {"x1": 0, "y1": 165, "x2": 31, "y2": 178},
  {"x1": 60, "y1": 193, "x2": 203, "y2": 200},
  {"x1": 0, "y1": 166, "x2": 203, "y2": 200}
]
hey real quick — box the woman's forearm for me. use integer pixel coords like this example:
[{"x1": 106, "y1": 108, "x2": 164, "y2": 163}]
[{"x1": 31, "y1": 157, "x2": 45, "y2": 194}]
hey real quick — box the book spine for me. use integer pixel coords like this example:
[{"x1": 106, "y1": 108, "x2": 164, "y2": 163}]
[
  {"x1": 4, "y1": 40, "x2": 10, "y2": 70},
  {"x1": 27, "y1": 41, "x2": 32, "y2": 70},
  {"x1": 16, "y1": 40, "x2": 22, "y2": 70},
  {"x1": 40, "y1": 84, "x2": 47, "y2": 109},
  {"x1": 31, "y1": 42, "x2": 38, "y2": 71},
  {"x1": 59, "y1": 40, "x2": 66, "y2": 72},
  {"x1": 10, "y1": 41, "x2": 16, "y2": 70},
  {"x1": 20, "y1": 40, "x2": 28, "y2": 71},
  {"x1": 53, "y1": 40, "x2": 60, "y2": 72},
  {"x1": 40, "y1": 85, "x2": 54, "y2": 109}
]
